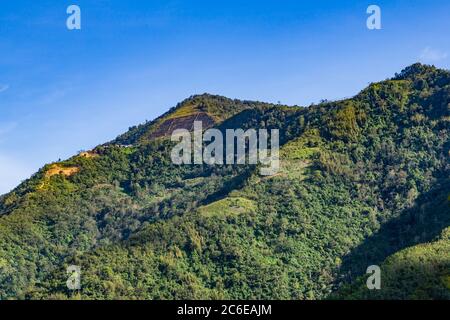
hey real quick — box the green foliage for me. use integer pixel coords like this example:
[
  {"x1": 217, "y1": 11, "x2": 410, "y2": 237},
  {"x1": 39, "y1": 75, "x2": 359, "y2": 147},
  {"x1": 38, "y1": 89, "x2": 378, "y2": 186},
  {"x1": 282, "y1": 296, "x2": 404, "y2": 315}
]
[
  {"x1": 337, "y1": 227, "x2": 450, "y2": 300},
  {"x1": 198, "y1": 197, "x2": 256, "y2": 218},
  {"x1": 0, "y1": 64, "x2": 449, "y2": 300}
]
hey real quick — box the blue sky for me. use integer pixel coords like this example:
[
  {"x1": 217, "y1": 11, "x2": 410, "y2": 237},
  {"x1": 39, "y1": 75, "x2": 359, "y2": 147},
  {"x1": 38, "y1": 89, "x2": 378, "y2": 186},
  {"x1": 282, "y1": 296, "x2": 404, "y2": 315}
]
[{"x1": 1, "y1": 0, "x2": 450, "y2": 194}]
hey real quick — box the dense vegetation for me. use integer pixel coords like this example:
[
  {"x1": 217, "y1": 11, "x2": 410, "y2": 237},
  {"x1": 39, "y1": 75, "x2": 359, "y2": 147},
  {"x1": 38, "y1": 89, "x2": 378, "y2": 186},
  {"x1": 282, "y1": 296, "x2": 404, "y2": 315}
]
[
  {"x1": 0, "y1": 63, "x2": 449, "y2": 299},
  {"x1": 336, "y1": 226, "x2": 450, "y2": 299}
]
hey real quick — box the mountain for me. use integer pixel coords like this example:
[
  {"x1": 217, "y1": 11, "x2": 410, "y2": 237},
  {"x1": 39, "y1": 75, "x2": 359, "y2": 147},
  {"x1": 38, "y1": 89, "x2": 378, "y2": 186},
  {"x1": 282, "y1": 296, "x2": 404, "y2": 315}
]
[
  {"x1": 0, "y1": 63, "x2": 449, "y2": 300},
  {"x1": 112, "y1": 94, "x2": 278, "y2": 144}
]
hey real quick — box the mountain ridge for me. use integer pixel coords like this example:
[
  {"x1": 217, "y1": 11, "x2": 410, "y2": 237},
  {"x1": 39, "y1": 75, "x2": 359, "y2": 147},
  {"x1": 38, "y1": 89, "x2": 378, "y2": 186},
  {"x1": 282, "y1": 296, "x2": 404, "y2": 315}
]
[
  {"x1": 111, "y1": 93, "x2": 283, "y2": 146},
  {"x1": 0, "y1": 63, "x2": 449, "y2": 299}
]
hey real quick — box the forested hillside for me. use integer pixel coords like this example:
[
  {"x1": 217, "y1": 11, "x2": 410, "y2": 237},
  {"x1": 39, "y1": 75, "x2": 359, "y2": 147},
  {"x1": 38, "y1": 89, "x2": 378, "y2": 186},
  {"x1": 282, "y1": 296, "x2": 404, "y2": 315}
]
[{"x1": 0, "y1": 63, "x2": 449, "y2": 299}]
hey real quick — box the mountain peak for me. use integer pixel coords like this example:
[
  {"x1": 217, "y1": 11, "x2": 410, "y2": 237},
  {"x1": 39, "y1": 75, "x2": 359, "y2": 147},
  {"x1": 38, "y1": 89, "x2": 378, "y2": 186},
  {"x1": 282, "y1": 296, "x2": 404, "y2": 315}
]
[
  {"x1": 113, "y1": 93, "x2": 268, "y2": 145},
  {"x1": 2, "y1": 65, "x2": 450, "y2": 300},
  {"x1": 394, "y1": 63, "x2": 440, "y2": 80}
]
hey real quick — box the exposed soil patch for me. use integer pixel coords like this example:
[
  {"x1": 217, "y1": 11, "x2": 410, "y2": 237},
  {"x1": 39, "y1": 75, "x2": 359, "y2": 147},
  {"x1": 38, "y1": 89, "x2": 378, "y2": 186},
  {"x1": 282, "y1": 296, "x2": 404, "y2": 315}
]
[
  {"x1": 79, "y1": 151, "x2": 98, "y2": 158},
  {"x1": 45, "y1": 165, "x2": 80, "y2": 178},
  {"x1": 148, "y1": 112, "x2": 216, "y2": 140}
]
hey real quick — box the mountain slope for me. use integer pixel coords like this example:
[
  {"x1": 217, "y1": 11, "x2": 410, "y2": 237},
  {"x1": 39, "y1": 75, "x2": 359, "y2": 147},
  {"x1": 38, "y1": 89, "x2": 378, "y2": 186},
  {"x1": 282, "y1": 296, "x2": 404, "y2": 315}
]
[
  {"x1": 337, "y1": 226, "x2": 450, "y2": 300},
  {"x1": 0, "y1": 63, "x2": 449, "y2": 300},
  {"x1": 111, "y1": 94, "x2": 279, "y2": 144}
]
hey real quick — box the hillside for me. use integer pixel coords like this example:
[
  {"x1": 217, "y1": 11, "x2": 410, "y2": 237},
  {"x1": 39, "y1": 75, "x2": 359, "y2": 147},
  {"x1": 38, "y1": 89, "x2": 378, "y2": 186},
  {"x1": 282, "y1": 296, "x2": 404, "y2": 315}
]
[
  {"x1": 336, "y1": 226, "x2": 450, "y2": 299},
  {"x1": 111, "y1": 94, "x2": 278, "y2": 144},
  {"x1": 0, "y1": 63, "x2": 449, "y2": 300}
]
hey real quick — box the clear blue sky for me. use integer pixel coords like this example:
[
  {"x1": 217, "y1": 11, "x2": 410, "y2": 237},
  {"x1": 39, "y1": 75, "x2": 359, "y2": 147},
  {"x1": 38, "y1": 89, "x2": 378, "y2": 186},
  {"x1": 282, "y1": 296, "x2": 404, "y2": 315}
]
[{"x1": 1, "y1": 0, "x2": 450, "y2": 194}]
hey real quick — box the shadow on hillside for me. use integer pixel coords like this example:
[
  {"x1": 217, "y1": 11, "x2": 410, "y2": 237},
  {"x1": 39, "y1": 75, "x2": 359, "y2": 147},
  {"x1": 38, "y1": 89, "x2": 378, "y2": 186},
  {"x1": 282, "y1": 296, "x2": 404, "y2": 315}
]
[
  {"x1": 200, "y1": 167, "x2": 254, "y2": 206},
  {"x1": 334, "y1": 179, "x2": 450, "y2": 288}
]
